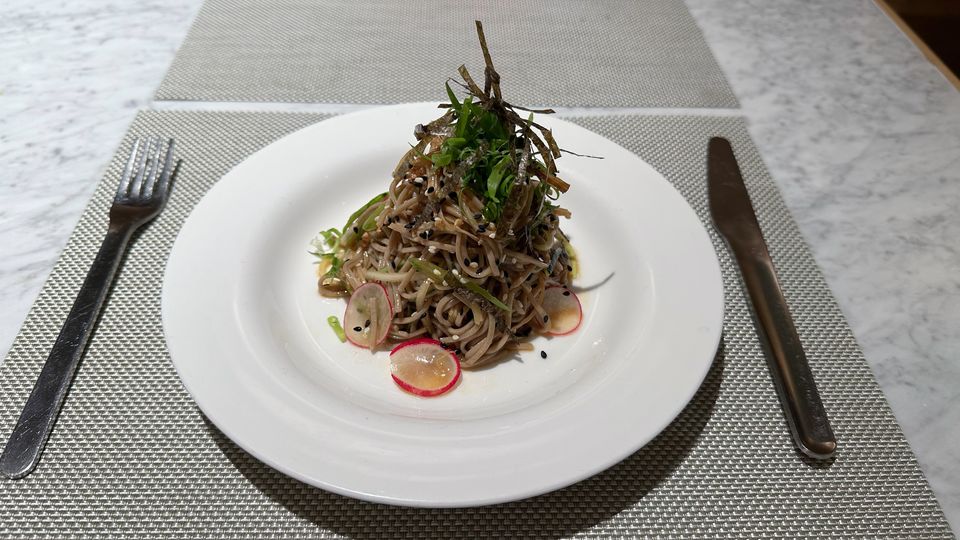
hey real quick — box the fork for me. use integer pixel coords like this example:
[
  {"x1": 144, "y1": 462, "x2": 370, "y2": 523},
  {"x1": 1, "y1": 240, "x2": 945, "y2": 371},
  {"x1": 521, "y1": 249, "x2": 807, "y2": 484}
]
[{"x1": 0, "y1": 137, "x2": 177, "y2": 479}]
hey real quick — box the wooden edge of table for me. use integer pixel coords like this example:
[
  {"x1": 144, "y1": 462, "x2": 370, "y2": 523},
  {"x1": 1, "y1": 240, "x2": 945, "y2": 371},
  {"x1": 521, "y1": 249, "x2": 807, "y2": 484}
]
[{"x1": 873, "y1": 0, "x2": 960, "y2": 91}]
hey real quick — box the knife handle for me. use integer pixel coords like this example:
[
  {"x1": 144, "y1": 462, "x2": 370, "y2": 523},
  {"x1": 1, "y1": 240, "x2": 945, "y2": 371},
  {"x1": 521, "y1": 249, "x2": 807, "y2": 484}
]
[{"x1": 734, "y1": 246, "x2": 837, "y2": 459}]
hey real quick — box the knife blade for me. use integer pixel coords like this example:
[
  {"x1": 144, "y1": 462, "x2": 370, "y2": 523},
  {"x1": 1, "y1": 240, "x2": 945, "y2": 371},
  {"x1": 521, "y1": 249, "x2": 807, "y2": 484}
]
[{"x1": 707, "y1": 137, "x2": 836, "y2": 459}]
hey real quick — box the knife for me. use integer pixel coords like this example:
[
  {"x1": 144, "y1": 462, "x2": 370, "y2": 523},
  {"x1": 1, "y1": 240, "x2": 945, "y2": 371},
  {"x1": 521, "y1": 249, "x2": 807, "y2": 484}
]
[{"x1": 707, "y1": 137, "x2": 836, "y2": 459}]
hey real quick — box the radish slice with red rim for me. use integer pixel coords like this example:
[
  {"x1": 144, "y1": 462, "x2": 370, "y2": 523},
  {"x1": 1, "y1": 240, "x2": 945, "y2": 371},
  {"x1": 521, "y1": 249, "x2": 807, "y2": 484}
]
[
  {"x1": 344, "y1": 282, "x2": 392, "y2": 348},
  {"x1": 390, "y1": 338, "x2": 461, "y2": 397},
  {"x1": 542, "y1": 286, "x2": 582, "y2": 335}
]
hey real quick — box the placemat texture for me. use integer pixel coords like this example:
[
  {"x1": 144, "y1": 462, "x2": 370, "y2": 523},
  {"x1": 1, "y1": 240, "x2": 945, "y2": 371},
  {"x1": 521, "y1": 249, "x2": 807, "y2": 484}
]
[
  {"x1": 0, "y1": 111, "x2": 951, "y2": 539},
  {"x1": 155, "y1": 0, "x2": 739, "y2": 108}
]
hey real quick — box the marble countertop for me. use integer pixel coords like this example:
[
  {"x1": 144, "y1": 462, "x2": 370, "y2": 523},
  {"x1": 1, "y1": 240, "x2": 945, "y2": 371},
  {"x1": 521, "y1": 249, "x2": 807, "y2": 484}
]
[{"x1": 1, "y1": 0, "x2": 957, "y2": 530}]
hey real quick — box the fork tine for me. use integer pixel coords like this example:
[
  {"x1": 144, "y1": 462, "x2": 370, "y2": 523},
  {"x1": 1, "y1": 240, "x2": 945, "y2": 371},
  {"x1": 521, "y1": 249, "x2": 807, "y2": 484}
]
[
  {"x1": 128, "y1": 136, "x2": 156, "y2": 198},
  {"x1": 115, "y1": 138, "x2": 143, "y2": 199},
  {"x1": 152, "y1": 139, "x2": 177, "y2": 201},
  {"x1": 140, "y1": 137, "x2": 166, "y2": 198}
]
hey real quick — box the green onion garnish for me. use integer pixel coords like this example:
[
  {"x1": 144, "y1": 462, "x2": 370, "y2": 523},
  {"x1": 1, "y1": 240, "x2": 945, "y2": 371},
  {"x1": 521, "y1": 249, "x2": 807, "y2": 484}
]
[{"x1": 327, "y1": 316, "x2": 347, "y2": 342}]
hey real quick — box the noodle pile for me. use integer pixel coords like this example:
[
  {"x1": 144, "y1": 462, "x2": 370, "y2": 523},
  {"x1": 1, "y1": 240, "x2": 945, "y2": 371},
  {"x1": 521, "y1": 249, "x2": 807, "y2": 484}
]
[{"x1": 314, "y1": 22, "x2": 577, "y2": 367}]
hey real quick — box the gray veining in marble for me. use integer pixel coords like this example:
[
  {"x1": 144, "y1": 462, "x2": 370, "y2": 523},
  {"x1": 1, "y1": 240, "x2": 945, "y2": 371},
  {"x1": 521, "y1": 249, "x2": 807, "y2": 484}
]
[
  {"x1": 0, "y1": 0, "x2": 201, "y2": 360},
  {"x1": 0, "y1": 0, "x2": 957, "y2": 532}
]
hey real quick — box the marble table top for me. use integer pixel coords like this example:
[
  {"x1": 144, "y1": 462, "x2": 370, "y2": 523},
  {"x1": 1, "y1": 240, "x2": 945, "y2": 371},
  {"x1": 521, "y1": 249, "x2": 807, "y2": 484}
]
[{"x1": 1, "y1": 0, "x2": 957, "y2": 531}]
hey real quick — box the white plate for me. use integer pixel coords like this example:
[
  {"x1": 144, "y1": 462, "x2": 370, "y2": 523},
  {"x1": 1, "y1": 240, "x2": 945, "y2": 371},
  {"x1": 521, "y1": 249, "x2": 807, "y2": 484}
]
[{"x1": 162, "y1": 103, "x2": 723, "y2": 507}]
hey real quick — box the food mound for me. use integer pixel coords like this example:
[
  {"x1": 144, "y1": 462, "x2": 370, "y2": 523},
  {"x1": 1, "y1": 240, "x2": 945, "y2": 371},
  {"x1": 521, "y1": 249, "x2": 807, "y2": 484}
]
[{"x1": 313, "y1": 22, "x2": 581, "y2": 371}]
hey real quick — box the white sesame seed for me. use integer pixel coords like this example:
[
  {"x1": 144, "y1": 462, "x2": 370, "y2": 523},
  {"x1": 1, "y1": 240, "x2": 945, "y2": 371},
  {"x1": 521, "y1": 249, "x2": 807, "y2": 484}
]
[
  {"x1": 432, "y1": 269, "x2": 442, "y2": 276},
  {"x1": 469, "y1": 261, "x2": 479, "y2": 268},
  {"x1": 428, "y1": 246, "x2": 438, "y2": 254},
  {"x1": 451, "y1": 334, "x2": 460, "y2": 340},
  {"x1": 489, "y1": 232, "x2": 496, "y2": 239}
]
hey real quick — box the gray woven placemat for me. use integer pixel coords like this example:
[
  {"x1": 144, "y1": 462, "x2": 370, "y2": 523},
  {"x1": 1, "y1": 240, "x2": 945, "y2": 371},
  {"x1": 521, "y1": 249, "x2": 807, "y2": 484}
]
[
  {"x1": 155, "y1": 0, "x2": 739, "y2": 108},
  {"x1": 0, "y1": 111, "x2": 951, "y2": 539}
]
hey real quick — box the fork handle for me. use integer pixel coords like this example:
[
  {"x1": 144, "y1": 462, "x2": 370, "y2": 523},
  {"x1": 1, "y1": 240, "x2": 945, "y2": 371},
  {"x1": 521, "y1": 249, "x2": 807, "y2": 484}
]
[{"x1": 1, "y1": 223, "x2": 135, "y2": 479}]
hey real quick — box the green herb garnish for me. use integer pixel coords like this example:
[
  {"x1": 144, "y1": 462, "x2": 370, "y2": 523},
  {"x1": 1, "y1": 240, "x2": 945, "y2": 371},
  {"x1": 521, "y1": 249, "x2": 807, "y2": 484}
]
[
  {"x1": 327, "y1": 316, "x2": 347, "y2": 342},
  {"x1": 416, "y1": 23, "x2": 574, "y2": 235},
  {"x1": 310, "y1": 228, "x2": 345, "y2": 287},
  {"x1": 340, "y1": 192, "x2": 387, "y2": 248}
]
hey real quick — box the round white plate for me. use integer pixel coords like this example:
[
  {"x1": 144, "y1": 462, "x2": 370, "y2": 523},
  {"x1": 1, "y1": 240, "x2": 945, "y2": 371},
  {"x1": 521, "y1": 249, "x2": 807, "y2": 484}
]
[{"x1": 162, "y1": 103, "x2": 723, "y2": 507}]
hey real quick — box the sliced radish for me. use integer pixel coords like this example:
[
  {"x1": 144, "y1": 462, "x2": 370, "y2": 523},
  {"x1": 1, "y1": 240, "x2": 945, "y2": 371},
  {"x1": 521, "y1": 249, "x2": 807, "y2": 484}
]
[
  {"x1": 344, "y1": 282, "x2": 393, "y2": 348},
  {"x1": 541, "y1": 286, "x2": 583, "y2": 335},
  {"x1": 390, "y1": 338, "x2": 461, "y2": 397}
]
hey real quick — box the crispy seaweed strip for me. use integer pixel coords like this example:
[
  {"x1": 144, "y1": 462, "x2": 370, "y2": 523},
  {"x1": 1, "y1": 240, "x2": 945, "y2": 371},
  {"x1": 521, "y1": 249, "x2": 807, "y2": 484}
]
[
  {"x1": 528, "y1": 134, "x2": 557, "y2": 175},
  {"x1": 541, "y1": 129, "x2": 562, "y2": 159},
  {"x1": 558, "y1": 147, "x2": 604, "y2": 159},
  {"x1": 530, "y1": 166, "x2": 570, "y2": 193},
  {"x1": 475, "y1": 21, "x2": 501, "y2": 101},
  {"x1": 457, "y1": 65, "x2": 485, "y2": 98},
  {"x1": 546, "y1": 175, "x2": 571, "y2": 193},
  {"x1": 517, "y1": 133, "x2": 532, "y2": 187},
  {"x1": 416, "y1": 111, "x2": 455, "y2": 140},
  {"x1": 504, "y1": 102, "x2": 556, "y2": 114}
]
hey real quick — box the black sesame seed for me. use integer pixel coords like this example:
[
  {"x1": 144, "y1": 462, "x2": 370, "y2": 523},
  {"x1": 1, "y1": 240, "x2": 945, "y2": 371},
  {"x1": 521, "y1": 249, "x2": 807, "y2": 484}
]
[
  {"x1": 473, "y1": 213, "x2": 482, "y2": 220},
  {"x1": 439, "y1": 180, "x2": 445, "y2": 188},
  {"x1": 405, "y1": 222, "x2": 415, "y2": 229},
  {"x1": 426, "y1": 186, "x2": 435, "y2": 194},
  {"x1": 540, "y1": 350, "x2": 547, "y2": 359},
  {"x1": 562, "y1": 290, "x2": 571, "y2": 296},
  {"x1": 447, "y1": 192, "x2": 458, "y2": 201},
  {"x1": 543, "y1": 315, "x2": 549, "y2": 323},
  {"x1": 352, "y1": 226, "x2": 359, "y2": 233},
  {"x1": 419, "y1": 231, "x2": 428, "y2": 239},
  {"x1": 364, "y1": 319, "x2": 371, "y2": 328},
  {"x1": 390, "y1": 261, "x2": 397, "y2": 269},
  {"x1": 463, "y1": 257, "x2": 470, "y2": 266},
  {"x1": 567, "y1": 265, "x2": 573, "y2": 271},
  {"x1": 352, "y1": 326, "x2": 362, "y2": 332},
  {"x1": 478, "y1": 224, "x2": 487, "y2": 232}
]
